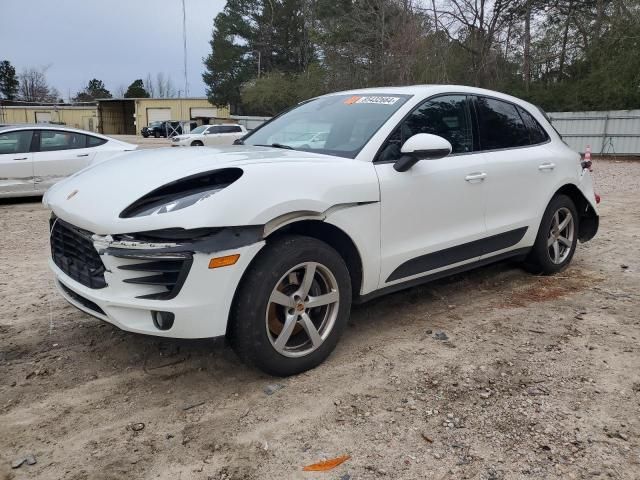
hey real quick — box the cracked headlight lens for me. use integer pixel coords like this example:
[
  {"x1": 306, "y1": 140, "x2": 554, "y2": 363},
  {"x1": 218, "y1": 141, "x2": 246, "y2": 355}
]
[{"x1": 120, "y1": 168, "x2": 243, "y2": 218}]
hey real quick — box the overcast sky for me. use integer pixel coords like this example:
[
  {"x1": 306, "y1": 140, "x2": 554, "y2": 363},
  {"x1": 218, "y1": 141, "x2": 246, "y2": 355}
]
[{"x1": 0, "y1": 0, "x2": 226, "y2": 100}]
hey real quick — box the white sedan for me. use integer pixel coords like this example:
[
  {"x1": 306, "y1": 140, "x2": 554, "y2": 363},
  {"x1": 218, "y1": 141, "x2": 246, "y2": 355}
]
[
  {"x1": 171, "y1": 124, "x2": 247, "y2": 147},
  {"x1": 44, "y1": 85, "x2": 599, "y2": 376},
  {"x1": 0, "y1": 125, "x2": 136, "y2": 198}
]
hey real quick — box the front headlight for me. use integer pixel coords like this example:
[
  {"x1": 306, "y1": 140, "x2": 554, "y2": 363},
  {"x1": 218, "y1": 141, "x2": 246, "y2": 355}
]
[{"x1": 120, "y1": 168, "x2": 243, "y2": 218}]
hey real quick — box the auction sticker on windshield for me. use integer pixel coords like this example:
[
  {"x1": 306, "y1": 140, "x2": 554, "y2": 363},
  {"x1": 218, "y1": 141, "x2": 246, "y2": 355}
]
[{"x1": 344, "y1": 96, "x2": 400, "y2": 105}]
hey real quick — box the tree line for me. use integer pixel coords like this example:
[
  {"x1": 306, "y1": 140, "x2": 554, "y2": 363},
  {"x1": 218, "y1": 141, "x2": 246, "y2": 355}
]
[
  {"x1": 0, "y1": 61, "x2": 183, "y2": 103},
  {"x1": 202, "y1": 0, "x2": 640, "y2": 115}
]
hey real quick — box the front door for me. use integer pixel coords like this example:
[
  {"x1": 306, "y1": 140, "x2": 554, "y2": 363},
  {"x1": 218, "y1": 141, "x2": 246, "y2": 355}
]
[
  {"x1": 0, "y1": 130, "x2": 35, "y2": 196},
  {"x1": 375, "y1": 95, "x2": 487, "y2": 286},
  {"x1": 33, "y1": 130, "x2": 95, "y2": 191}
]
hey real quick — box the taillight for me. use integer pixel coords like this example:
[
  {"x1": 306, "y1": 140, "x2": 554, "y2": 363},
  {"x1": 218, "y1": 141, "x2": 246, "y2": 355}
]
[
  {"x1": 595, "y1": 193, "x2": 601, "y2": 204},
  {"x1": 582, "y1": 145, "x2": 593, "y2": 171}
]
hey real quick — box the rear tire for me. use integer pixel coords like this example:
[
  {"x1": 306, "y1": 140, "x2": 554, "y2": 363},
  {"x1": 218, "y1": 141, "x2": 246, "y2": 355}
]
[
  {"x1": 525, "y1": 194, "x2": 578, "y2": 274},
  {"x1": 229, "y1": 235, "x2": 352, "y2": 376},
  {"x1": 191, "y1": 141, "x2": 204, "y2": 146}
]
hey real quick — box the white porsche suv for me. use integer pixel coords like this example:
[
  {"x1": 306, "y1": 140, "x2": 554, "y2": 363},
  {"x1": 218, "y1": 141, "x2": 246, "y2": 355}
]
[{"x1": 44, "y1": 85, "x2": 599, "y2": 376}]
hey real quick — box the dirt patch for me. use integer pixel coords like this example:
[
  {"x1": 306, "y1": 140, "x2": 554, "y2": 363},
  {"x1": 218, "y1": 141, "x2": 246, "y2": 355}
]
[{"x1": 497, "y1": 269, "x2": 603, "y2": 308}]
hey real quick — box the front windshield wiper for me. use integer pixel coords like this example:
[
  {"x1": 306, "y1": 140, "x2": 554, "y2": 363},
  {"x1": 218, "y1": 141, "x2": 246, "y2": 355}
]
[{"x1": 255, "y1": 143, "x2": 295, "y2": 150}]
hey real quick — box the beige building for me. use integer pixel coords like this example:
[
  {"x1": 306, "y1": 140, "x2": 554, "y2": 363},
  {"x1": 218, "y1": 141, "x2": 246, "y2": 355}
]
[
  {"x1": 0, "y1": 98, "x2": 230, "y2": 135},
  {"x1": 98, "y1": 98, "x2": 230, "y2": 135},
  {"x1": 1, "y1": 105, "x2": 98, "y2": 131}
]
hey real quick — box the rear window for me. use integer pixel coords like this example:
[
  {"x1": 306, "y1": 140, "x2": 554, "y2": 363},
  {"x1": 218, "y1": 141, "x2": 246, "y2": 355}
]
[
  {"x1": 219, "y1": 125, "x2": 242, "y2": 133},
  {"x1": 517, "y1": 106, "x2": 549, "y2": 145},
  {"x1": 475, "y1": 97, "x2": 530, "y2": 150},
  {"x1": 87, "y1": 135, "x2": 107, "y2": 147}
]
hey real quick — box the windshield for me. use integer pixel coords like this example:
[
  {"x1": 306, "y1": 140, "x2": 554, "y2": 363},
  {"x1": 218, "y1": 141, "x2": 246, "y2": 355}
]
[
  {"x1": 190, "y1": 125, "x2": 208, "y2": 134},
  {"x1": 243, "y1": 93, "x2": 411, "y2": 158}
]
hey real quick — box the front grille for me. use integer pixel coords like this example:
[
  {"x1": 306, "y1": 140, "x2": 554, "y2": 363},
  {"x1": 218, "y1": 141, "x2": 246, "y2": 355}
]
[
  {"x1": 50, "y1": 218, "x2": 106, "y2": 289},
  {"x1": 115, "y1": 253, "x2": 192, "y2": 300},
  {"x1": 59, "y1": 282, "x2": 106, "y2": 315}
]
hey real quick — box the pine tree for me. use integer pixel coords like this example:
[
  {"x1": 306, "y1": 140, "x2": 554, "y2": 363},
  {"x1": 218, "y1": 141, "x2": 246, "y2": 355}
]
[
  {"x1": 0, "y1": 60, "x2": 19, "y2": 100},
  {"x1": 124, "y1": 79, "x2": 150, "y2": 98}
]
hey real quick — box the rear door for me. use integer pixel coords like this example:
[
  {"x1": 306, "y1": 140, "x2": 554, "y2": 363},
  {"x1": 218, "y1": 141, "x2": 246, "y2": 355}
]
[
  {"x1": 473, "y1": 96, "x2": 554, "y2": 254},
  {"x1": 207, "y1": 125, "x2": 244, "y2": 145},
  {"x1": 32, "y1": 130, "x2": 96, "y2": 192},
  {"x1": 221, "y1": 125, "x2": 245, "y2": 144},
  {"x1": 0, "y1": 129, "x2": 35, "y2": 196},
  {"x1": 203, "y1": 126, "x2": 224, "y2": 145}
]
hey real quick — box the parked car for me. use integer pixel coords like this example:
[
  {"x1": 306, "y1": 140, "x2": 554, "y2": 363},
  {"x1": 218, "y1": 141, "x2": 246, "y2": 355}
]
[
  {"x1": 141, "y1": 121, "x2": 197, "y2": 138},
  {"x1": 171, "y1": 124, "x2": 247, "y2": 146},
  {"x1": 44, "y1": 85, "x2": 599, "y2": 376},
  {"x1": 0, "y1": 125, "x2": 136, "y2": 198},
  {"x1": 284, "y1": 131, "x2": 329, "y2": 149}
]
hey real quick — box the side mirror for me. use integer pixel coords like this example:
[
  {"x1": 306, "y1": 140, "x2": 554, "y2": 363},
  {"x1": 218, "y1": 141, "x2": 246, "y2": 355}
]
[{"x1": 393, "y1": 133, "x2": 452, "y2": 172}]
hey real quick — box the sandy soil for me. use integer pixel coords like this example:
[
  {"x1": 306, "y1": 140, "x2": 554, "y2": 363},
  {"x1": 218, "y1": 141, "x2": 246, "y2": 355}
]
[{"x1": 1, "y1": 159, "x2": 639, "y2": 480}]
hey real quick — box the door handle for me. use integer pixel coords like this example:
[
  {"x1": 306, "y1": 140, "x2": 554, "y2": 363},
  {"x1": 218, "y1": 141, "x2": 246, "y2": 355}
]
[
  {"x1": 76, "y1": 153, "x2": 90, "y2": 157},
  {"x1": 538, "y1": 162, "x2": 555, "y2": 171},
  {"x1": 465, "y1": 172, "x2": 487, "y2": 182},
  {"x1": 13, "y1": 157, "x2": 29, "y2": 161}
]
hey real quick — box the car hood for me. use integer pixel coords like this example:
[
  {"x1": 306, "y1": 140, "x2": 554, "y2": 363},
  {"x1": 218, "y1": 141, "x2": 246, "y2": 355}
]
[{"x1": 43, "y1": 145, "x2": 379, "y2": 234}]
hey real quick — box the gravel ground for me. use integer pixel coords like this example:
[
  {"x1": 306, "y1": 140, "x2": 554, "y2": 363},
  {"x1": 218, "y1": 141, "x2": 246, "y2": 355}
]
[{"x1": 0, "y1": 158, "x2": 639, "y2": 480}]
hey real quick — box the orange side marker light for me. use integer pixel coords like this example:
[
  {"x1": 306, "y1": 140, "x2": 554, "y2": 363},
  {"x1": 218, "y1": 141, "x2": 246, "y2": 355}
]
[{"x1": 208, "y1": 254, "x2": 240, "y2": 269}]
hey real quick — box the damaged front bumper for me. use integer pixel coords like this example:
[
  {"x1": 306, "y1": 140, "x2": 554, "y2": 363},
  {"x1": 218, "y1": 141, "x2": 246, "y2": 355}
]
[{"x1": 49, "y1": 218, "x2": 265, "y2": 338}]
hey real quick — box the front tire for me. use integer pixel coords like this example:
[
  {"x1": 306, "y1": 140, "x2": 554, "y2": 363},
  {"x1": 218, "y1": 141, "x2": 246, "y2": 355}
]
[
  {"x1": 229, "y1": 235, "x2": 352, "y2": 376},
  {"x1": 191, "y1": 141, "x2": 204, "y2": 146},
  {"x1": 153, "y1": 131, "x2": 160, "y2": 138},
  {"x1": 526, "y1": 194, "x2": 578, "y2": 274}
]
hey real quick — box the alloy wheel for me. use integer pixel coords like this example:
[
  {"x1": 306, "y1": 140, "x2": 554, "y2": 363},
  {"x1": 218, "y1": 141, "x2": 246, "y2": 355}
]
[
  {"x1": 547, "y1": 207, "x2": 575, "y2": 264},
  {"x1": 265, "y1": 262, "x2": 340, "y2": 358}
]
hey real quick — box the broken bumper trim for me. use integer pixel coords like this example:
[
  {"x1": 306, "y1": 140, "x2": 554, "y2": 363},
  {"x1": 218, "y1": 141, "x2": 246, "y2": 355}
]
[{"x1": 50, "y1": 239, "x2": 266, "y2": 339}]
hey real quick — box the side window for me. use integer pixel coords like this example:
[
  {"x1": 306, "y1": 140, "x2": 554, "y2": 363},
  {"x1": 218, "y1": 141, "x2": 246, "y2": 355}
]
[
  {"x1": 475, "y1": 97, "x2": 529, "y2": 150},
  {"x1": 517, "y1": 106, "x2": 550, "y2": 145},
  {"x1": 208, "y1": 126, "x2": 221, "y2": 134},
  {"x1": 87, "y1": 135, "x2": 107, "y2": 147},
  {"x1": 219, "y1": 125, "x2": 241, "y2": 133},
  {"x1": 0, "y1": 130, "x2": 33, "y2": 154},
  {"x1": 39, "y1": 130, "x2": 86, "y2": 151},
  {"x1": 378, "y1": 95, "x2": 473, "y2": 162}
]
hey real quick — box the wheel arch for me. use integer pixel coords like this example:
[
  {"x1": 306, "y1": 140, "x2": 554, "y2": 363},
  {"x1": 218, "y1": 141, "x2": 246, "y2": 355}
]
[
  {"x1": 553, "y1": 184, "x2": 598, "y2": 242},
  {"x1": 265, "y1": 220, "x2": 364, "y2": 300},
  {"x1": 226, "y1": 219, "x2": 364, "y2": 338}
]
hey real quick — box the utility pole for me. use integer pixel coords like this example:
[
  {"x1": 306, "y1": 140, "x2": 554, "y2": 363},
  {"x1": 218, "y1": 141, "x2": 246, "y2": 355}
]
[
  {"x1": 181, "y1": 0, "x2": 188, "y2": 98},
  {"x1": 181, "y1": 0, "x2": 188, "y2": 124}
]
